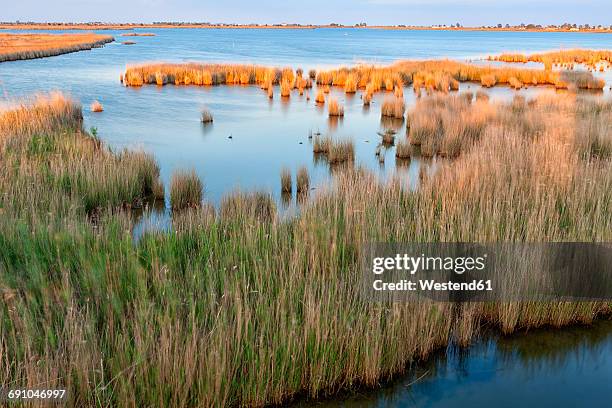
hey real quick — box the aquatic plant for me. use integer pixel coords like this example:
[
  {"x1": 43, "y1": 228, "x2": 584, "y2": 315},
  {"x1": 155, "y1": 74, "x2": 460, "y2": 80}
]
[
  {"x1": 381, "y1": 96, "x2": 405, "y2": 119},
  {"x1": 281, "y1": 167, "x2": 292, "y2": 193},
  {"x1": 296, "y1": 166, "x2": 310, "y2": 193},
  {"x1": 200, "y1": 108, "x2": 213, "y2": 123},
  {"x1": 395, "y1": 138, "x2": 412, "y2": 159},
  {"x1": 328, "y1": 138, "x2": 355, "y2": 163},
  {"x1": 90, "y1": 100, "x2": 104, "y2": 112},
  {"x1": 170, "y1": 169, "x2": 203, "y2": 210},
  {"x1": 328, "y1": 97, "x2": 344, "y2": 117}
]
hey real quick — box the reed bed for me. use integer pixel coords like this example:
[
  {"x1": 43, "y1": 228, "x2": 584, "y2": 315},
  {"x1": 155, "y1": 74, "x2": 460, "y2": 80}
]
[
  {"x1": 408, "y1": 93, "x2": 496, "y2": 158},
  {"x1": 315, "y1": 89, "x2": 326, "y2": 104},
  {"x1": 315, "y1": 58, "x2": 606, "y2": 94},
  {"x1": 0, "y1": 33, "x2": 114, "y2": 62},
  {"x1": 395, "y1": 138, "x2": 412, "y2": 159},
  {"x1": 1, "y1": 93, "x2": 610, "y2": 408},
  {"x1": 488, "y1": 49, "x2": 612, "y2": 70},
  {"x1": 123, "y1": 63, "x2": 286, "y2": 87}
]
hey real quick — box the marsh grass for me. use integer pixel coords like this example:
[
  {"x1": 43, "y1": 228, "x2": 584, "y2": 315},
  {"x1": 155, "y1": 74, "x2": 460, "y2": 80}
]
[
  {"x1": 296, "y1": 166, "x2": 310, "y2": 193},
  {"x1": 313, "y1": 135, "x2": 331, "y2": 154},
  {"x1": 281, "y1": 167, "x2": 292, "y2": 193},
  {"x1": 1, "y1": 93, "x2": 610, "y2": 408},
  {"x1": 0, "y1": 33, "x2": 113, "y2": 62},
  {"x1": 328, "y1": 138, "x2": 355, "y2": 163},
  {"x1": 328, "y1": 97, "x2": 344, "y2": 117},
  {"x1": 395, "y1": 138, "x2": 412, "y2": 159},
  {"x1": 170, "y1": 169, "x2": 203, "y2": 210},
  {"x1": 315, "y1": 89, "x2": 326, "y2": 104},
  {"x1": 200, "y1": 108, "x2": 213, "y2": 123},
  {"x1": 381, "y1": 96, "x2": 405, "y2": 119}
]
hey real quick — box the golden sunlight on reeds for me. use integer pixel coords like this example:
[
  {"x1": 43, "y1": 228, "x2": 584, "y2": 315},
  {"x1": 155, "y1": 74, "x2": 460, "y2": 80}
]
[
  {"x1": 488, "y1": 49, "x2": 612, "y2": 71},
  {"x1": 0, "y1": 33, "x2": 114, "y2": 62},
  {"x1": 328, "y1": 97, "x2": 344, "y2": 117},
  {"x1": 124, "y1": 63, "x2": 284, "y2": 87}
]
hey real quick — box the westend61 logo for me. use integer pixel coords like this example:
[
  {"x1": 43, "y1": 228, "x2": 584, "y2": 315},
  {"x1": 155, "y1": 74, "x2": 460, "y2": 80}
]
[
  {"x1": 372, "y1": 253, "x2": 487, "y2": 275},
  {"x1": 361, "y1": 243, "x2": 612, "y2": 302}
]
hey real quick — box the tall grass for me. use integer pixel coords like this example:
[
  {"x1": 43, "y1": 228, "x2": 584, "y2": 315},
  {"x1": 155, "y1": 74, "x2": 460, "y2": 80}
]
[
  {"x1": 0, "y1": 33, "x2": 113, "y2": 62},
  {"x1": 296, "y1": 166, "x2": 310, "y2": 193},
  {"x1": 200, "y1": 108, "x2": 213, "y2": 123},
  {"x1": 123, "y1": 63, "x2": 285, "y2": 87},
  {"x1": 281, "y1": 167, "x2": 292, "y2": 193},
  {"x1": 488, "y1": 49, "x2": 612, "y2": 70},
  {"x1": 328, "y1": 97, "x2": 344, "y2": 117},
  {"x1": 170, "y1": 170, "x2": 203, "y2": 210},
  {"x1": 1, "y1": 93, "x2": 610, "y2": 407},
  {"x1": 381, "y1": 96, "x2": 405, "y2": 119}
]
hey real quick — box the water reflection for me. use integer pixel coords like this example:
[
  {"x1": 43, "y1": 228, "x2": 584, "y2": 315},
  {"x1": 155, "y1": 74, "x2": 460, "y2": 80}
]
[{"x1": 292, "y1": 320, "x2": 612, "y2": 407}]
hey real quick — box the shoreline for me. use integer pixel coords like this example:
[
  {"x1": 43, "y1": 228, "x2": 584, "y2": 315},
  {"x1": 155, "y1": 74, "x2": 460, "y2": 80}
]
[
  {"x1": 0, "y1": 23, "x2": 611, "y2": 34},
  {"x1": 0, "y1": 33, "x2": 114, "y2": 63}
]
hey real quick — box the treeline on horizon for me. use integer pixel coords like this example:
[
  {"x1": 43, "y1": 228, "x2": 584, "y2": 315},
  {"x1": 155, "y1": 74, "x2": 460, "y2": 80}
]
[{"x1": 1, "y1": 21, "x2": 611, "y2": 30}]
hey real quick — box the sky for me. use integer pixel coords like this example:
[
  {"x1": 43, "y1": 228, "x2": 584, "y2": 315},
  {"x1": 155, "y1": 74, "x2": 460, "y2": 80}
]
[{"x1": 4, "y1": 0, "x2": 612, "y2": 26}]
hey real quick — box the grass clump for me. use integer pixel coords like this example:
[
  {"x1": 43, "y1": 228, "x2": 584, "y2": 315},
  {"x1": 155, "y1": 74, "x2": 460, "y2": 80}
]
[
  {"x1": 313, "y1": 135, "x2": 331, "y2": 154},
  {"x1": 315, "y1": 89, "x2": 325, "y2": 104},
  {"x1": 281, "y1": 167, "x2": 292, "y2": 193},
  {"x1": 170, "y1": 169, "x2": 203, "y2": 210},
  {"x1": 381, "y1": 96, "x2": 405, "y2": 119},
  {"x1": 328, "y1": 97, "x2": 344, "y2": 117},
  {"x1": 91, "y1": 100, "x2": 104, "y2": 112},
  {"x1": 296, "y1": 166, "x2": 310, "y2": 193},
  {"x1": 328, "y1": 138, "x2": 355, "y2": 164},
  {"x1": 200, "y1": 108, "x2": 213, "y2": 123}
]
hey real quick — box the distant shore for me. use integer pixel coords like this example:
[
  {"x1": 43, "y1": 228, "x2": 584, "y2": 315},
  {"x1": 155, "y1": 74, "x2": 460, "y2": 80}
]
[{"x1": 1, "y1": 23, "x2": 611, "y2": 33}]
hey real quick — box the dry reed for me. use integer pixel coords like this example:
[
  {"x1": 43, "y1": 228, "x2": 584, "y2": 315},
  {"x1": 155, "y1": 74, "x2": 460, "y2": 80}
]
[{"x1": 0, "y1": 33, "x2": 113, "y2": 62}]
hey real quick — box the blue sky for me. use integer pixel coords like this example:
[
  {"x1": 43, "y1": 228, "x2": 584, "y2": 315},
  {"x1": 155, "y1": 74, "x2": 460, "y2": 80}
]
[{"x1": 5, "y1": 0, "x2": 611, "y2": 26}]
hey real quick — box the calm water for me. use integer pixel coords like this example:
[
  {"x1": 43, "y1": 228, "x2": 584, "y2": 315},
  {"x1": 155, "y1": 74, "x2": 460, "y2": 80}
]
[{"x1": 293, "y1": 320, "x2": 612, "y2": 408}]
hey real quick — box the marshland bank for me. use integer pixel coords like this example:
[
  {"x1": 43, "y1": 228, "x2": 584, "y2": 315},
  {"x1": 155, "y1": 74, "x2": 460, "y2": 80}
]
[
  {"x1": 0, "y1": 32, "x2": 113, "y2": 62},
  {"x1": 0, "y1": 91, "x2": 610, "y2": 407}
]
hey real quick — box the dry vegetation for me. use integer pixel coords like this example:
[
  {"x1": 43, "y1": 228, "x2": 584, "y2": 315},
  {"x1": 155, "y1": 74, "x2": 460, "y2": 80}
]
[
  {"x1": 123, "y1": 63, "x2": 314, "y2": 93},
  {"x1": 170, "y1": 170, "x2": 203, "y2": 210},
  {"x1": 281, "y1": 167, "x2": 292, "y2": 193},
  {"x1": 328, "y1": 97, "x2": 344, "y2": 116},
  {"x1": 124, "y1": 53, "x2": 606, "y2": 99},
  {"x1": 488, "y1": 49, "x2": 612, "y2": 70},
  {"x1": 0, "y1": 33, "x2": 113, "y2": 62},
  {"x1": 0, "y1": 93, "x2": 610, "y2": 407}
]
